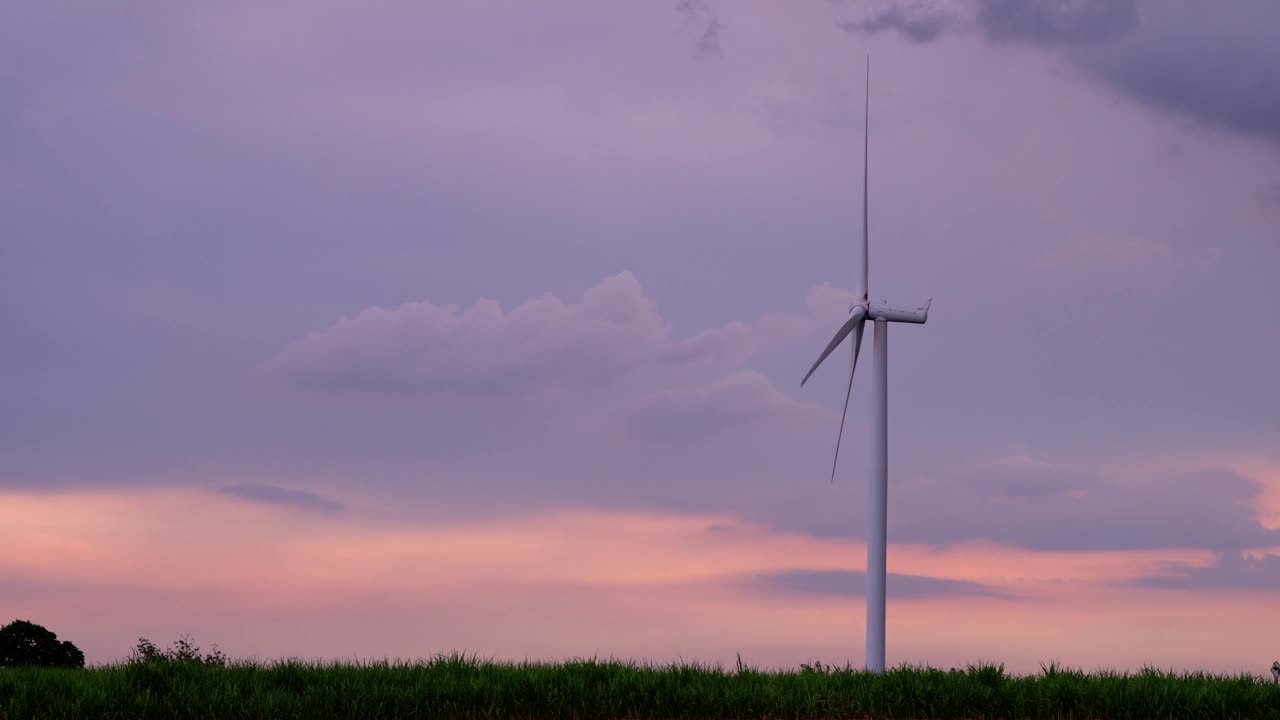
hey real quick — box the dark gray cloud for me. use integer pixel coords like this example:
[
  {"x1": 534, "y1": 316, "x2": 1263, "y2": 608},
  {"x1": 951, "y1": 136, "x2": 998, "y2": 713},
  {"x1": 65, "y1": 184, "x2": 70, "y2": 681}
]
[
  {"x1": 696, "y1": 17, "x2": 727, "y2": 59},
  {"x1": 829, "y1": 0, "x2": 1280, "y2": 144},
  {"x1": 987, "y1": 0, "x2": 1280, "y2": 143},
  {"x1": 1084, "y1": 2, "x2": 1280, "y2": 144},
  {"x1": 1132, "y1": 551, "x2": 1280, "y2": 591},
  {"x1": 219, "y1": 483, "x2": 345, "y2": 512},
  {"x1": 675, "y1": 0, "x2": 726, "y2": 58},
  {"x1": 977, "y1": 0, "x2": 1138, "y2": 46},
  {"x1": 835, "y1": 1, "x2": 957, "y2": 43},
  {"x1": 749, "y1": 569, "x2": 1011, "y2": 599},
  {"x1": 836, "y1": 0, "x2": 1139, "y2": 48}
]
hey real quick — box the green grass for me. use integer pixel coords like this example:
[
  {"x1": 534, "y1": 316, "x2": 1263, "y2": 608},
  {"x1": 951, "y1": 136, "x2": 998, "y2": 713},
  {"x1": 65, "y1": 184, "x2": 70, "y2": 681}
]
[{"x1": 2, "y1": 654, "x2": 1277, "y2": 720}]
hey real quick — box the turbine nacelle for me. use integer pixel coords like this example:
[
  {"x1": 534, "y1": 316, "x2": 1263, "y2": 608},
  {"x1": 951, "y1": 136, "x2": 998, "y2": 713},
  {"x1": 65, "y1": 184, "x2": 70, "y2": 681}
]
[
  {"x1": 868, "y1": 298, "x2": 931, "y2": 324},
  {"x1": 803, "y1": 298, "x2": 930, "y2": 390}
]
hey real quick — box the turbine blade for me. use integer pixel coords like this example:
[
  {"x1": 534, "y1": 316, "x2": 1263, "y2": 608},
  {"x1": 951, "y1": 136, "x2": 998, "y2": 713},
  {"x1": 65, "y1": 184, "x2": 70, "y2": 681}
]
[
  {"x1": 849, "y1": 314, "x2": 856, "y2": 376},
  {"x1": 860, "y1": 55, "x2": 870, "y2": 303},
  {"x1": 801, "y1": 306, "x2": 866, "y2": 387},
  {"x1": 831, "y1": 317, "x2": 865, "y2": 483}
]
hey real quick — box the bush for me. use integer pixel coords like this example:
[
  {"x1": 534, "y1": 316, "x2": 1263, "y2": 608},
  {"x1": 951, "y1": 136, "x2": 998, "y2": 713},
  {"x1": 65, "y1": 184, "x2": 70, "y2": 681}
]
[
  {"x1": 128, "y1": 634, "x2": 227, "y2": 667},
  {"x1": 0, "y1": 619, "x2": 86, "y2": 669}
]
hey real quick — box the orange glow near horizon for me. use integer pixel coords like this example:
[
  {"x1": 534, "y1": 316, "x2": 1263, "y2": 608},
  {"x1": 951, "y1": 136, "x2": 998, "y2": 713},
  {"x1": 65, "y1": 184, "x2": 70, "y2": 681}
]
[{"x1": 2, "y1": 484, "x2": 1276, "y2": 677}]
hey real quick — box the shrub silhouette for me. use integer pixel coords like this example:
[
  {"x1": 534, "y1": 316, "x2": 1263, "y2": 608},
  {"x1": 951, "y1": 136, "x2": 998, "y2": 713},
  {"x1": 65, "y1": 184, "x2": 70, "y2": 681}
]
[
  {"x1": 128, "y1": 634, "x2": 227, "y2": 667},
  {"x1": 0, "y1": 619, "x2": 85, "y2": 669}
]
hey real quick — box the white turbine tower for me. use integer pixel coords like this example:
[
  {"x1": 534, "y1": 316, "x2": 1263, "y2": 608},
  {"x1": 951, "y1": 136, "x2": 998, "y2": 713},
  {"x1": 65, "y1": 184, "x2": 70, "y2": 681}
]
[{"x1": 800, "y1": 58, "x2": 932, "y2": 674}]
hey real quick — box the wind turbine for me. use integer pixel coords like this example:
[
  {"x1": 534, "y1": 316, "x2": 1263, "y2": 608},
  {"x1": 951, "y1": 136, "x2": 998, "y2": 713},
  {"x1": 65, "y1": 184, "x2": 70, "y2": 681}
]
[{"x1": 800, "y1": 58, "x2": 932, "y2": 674}]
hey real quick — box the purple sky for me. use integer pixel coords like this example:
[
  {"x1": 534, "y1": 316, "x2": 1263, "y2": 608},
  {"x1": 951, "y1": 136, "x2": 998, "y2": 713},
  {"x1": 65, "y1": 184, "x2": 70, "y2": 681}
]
[{"x1": 3, "y1": 0, "x2": 1280, "y2": 674}]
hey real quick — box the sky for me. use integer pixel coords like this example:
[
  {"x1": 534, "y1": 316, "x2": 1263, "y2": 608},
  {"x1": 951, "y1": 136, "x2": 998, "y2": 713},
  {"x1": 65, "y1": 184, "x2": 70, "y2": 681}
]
[{"x1": 3, "y1": 0, "x2": 1279, "y2": 676}]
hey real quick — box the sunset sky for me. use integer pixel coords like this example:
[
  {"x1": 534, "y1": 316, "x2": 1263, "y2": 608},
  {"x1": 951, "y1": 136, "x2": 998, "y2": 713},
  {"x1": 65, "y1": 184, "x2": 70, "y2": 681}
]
[{"x1": 3, "y1": 0, "x2": 1278, "y2": 677}]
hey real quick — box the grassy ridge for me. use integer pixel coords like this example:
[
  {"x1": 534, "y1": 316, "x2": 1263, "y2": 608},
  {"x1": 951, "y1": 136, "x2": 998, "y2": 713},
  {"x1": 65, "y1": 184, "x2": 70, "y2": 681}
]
[{"x1": 2, "y1": 654, "x2": 1277, "y2": 720}]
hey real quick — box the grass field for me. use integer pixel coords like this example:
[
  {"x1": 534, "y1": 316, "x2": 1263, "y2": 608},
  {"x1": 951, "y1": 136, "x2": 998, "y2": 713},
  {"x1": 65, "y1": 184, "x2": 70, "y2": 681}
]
[{"x1": 2, "y1": 653, "x2": 1277, "y2": 720}]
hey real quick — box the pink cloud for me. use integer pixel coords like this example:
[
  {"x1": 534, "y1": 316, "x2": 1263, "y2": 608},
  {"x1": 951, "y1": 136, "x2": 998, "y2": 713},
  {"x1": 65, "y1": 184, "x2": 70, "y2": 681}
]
[{"x1": 11, "y1": 485, "x2": 1275, "y2": 677}]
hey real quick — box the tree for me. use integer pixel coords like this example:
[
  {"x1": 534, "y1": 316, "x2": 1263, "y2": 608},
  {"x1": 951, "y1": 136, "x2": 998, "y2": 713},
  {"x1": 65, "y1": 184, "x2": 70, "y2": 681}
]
[
  {"x1": 0, "y1": 619, "x2": 85, "y2": 669},
  {"x1": 129, "y1": 634, "x2": 227, "y2": 667}
]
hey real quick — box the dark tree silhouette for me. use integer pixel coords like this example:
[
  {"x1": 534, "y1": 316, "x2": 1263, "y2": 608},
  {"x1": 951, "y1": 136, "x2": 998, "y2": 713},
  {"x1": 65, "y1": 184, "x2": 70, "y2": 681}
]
[
  {"x1": 0, "y1": 619, "x2": 85, "y2": 669},
  {"x1": 129, "y1": 634, "x2": 227, "y2": 667}
]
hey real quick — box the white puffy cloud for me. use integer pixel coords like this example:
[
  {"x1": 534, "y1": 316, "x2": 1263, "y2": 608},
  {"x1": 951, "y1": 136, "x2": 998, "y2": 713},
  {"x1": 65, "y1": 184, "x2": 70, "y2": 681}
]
[{"x1": 264, "y1": 271, "x2": 853, "y2": 404}]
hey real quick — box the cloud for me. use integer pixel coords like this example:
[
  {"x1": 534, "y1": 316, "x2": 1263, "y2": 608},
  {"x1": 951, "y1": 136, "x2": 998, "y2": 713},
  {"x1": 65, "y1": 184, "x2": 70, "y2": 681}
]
[
  {"x1": 252, "y1": 272, "x2": 849, "y2": 506},
  {"x1": 976, "y1": 0, "x2": 1138, "y2": 46},
  {"x1": 1131, "y1": 550, "x2": 1280, "y2": 591},
  {"x1": 834, "y1": 0, "x2": 959, "y2": 43},
  {"x1": 264, "y1": 271, "x2": 846, "y2": 401},
  {"x1": 262, "y1": 272, "x2": 663, "y2": 396},
  {"x1": 749, "y1": 568, "x2": 1011, "y2": 599},
  {"x1": 11, "y1": 486, "x2": 1271, "y2": 674},
  {"x1": 259, "y1": 258, "x2": 1279, "y2": 559},
  {"x1": 627, "y1": 369, "x2": 832, "y2": 441},
  {"x1": 829, "y1": 0, "x2": 1280, "y2": 144},
  {"x1": 1083, "y1": 2, "x2": 1280, "y2": 144},
  {"x1": 829, "y1": 0, "x2": 1138, "y2": 47},
  {"x1": 232, "y1": 273, "x2": 863, "y2": 525},
  {"x1": 882, "y1": 463, "x2": 1280, "y2": 552},
  {"x1": 982, "y1": 0, "x2": 1280, "y2": 144},
  {"x1": 758, "y1": 458, "x2": 1280, "y2": 554},
  {"x1": 218, "y1": 483, "x2": 345, "y2": 512}
]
